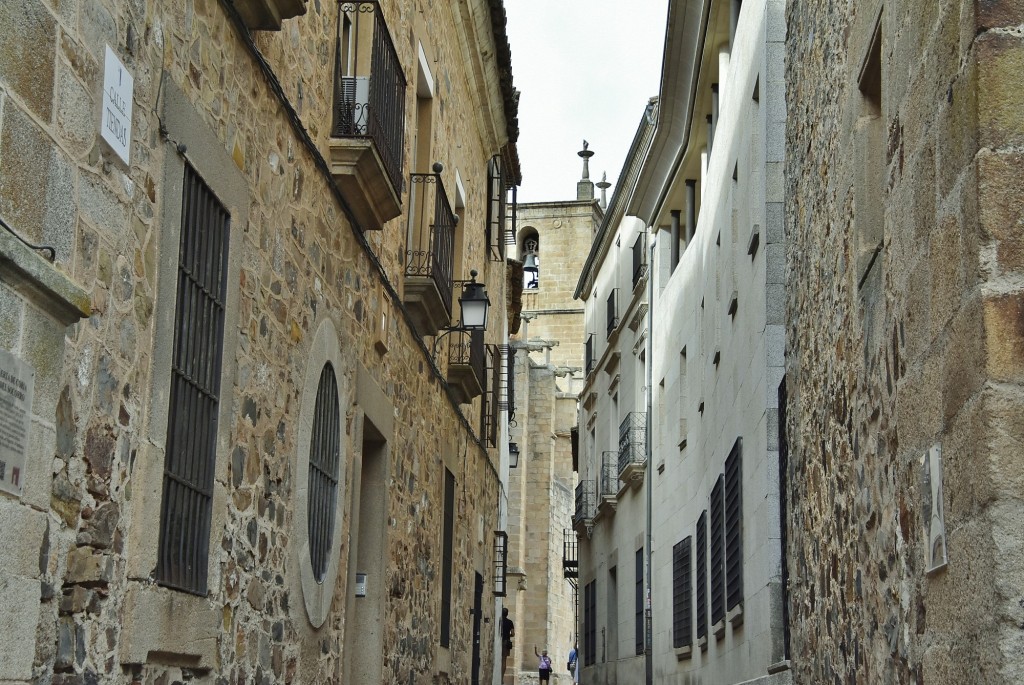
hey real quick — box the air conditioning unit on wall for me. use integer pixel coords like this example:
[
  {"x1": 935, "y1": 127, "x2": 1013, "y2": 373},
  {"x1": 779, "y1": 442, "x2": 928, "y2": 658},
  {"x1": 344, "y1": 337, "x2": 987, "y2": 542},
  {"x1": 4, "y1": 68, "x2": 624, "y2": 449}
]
[{"x1": 339, "y1": 76, "x2": 371, "y2": 134}]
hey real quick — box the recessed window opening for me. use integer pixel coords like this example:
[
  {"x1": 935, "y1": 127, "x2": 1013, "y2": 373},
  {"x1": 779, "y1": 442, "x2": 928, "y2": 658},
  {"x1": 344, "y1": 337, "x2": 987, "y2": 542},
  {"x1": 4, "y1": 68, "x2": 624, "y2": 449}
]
[{"x1": 308, "y1": 362, "x2": 342, "y2": 582}]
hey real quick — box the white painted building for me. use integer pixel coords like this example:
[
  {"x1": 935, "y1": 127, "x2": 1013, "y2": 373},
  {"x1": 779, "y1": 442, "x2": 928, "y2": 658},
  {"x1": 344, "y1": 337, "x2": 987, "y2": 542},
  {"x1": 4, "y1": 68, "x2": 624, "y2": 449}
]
[{"x1": 574, "y1": 1, "x2": 792, "y2": 683}]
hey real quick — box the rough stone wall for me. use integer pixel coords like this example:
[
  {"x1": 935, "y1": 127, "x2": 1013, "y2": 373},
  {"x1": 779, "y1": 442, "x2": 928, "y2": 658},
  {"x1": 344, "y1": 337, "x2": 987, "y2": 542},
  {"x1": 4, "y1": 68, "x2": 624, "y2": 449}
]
[
  {"x1": 0, "y1": 0, "x2": 510, "y2": 683},
  {"x1": 785, "y1": 0, "x2": 1024, "y2": 683}
]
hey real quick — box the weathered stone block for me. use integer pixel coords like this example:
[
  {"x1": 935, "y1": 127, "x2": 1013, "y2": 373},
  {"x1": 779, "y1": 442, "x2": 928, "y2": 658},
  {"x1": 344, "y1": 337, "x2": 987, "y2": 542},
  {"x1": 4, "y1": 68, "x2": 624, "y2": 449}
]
[
  {"x1": 0, "y1": 571, "x2": 42, "y2": 680},
  {"x1": 65, "y1": 546, "x2": 113, "y2": 587},
  {"x1": 977, "y1": 150, "x2": 1024, "y2": 272},
  {"x1": 0, "y1": 0, "x2": 55, "y2": 121},
  {"x1": 0, "y1": 285, "x2": 24, "y2": 350},
  {"x1": 0, "y1": 500, "x2": 47, "y2": 578},
  {"x1": 983, "y1": 291, "x2": 1024, "y2": 382},
  {"x1": 977, "y1": 32, "x2": 1024, "y2": 151}
]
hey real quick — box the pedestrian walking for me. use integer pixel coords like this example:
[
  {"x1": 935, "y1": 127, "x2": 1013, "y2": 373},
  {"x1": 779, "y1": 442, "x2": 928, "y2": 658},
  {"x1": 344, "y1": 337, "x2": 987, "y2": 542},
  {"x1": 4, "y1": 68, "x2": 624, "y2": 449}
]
[{"x1": 567, "y1": 643, "x2": 579, "y2": 683}]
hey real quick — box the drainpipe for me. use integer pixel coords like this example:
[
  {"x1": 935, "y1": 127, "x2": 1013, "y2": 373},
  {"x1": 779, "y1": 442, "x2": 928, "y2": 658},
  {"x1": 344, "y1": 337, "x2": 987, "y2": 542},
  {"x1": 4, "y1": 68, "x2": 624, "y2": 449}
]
[
  {"x1": 685, "y1": 180, "x2": 696, "y2": 243},
  {"x1": 730, "y1": 0, "x2": 741, "y2": 47},
  {"x1": 670, "y1": 210, "x2": 681, "y2": 272},
  {"x1": 644, "y1": 228, "x2": 655, "y2": 685}
]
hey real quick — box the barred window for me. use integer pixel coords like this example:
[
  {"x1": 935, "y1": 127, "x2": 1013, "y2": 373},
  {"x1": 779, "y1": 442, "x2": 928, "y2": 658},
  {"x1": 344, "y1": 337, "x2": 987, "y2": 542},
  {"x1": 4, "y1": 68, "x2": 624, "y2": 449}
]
[
  {"x1": 672, "y1": 537, "x2": 692, "y2": 649},
  {"x1": 635, "y1": 547, "x2": 644, "y2": 655},
  {"x1": 440, "y1": 468, "x2": 456, "y2": 647},
  {"x1": 725, "y1": 439, "x2": 743, "y2": 610},
  {"x1": 584, "y1": 580, "x2": 597, "y2": 665},
  {"x1": 710, "y1": 475, "x2": 725, "y2": 626},
  {"x1": 308, "y1": 363, "x2": 341, "y2": 582},
  {"x1": 157, "y1": 163, "x2": 231, "y2": 595},
  {"x1": 695, "y1": 511, "x2": 707, "y2": 641}
]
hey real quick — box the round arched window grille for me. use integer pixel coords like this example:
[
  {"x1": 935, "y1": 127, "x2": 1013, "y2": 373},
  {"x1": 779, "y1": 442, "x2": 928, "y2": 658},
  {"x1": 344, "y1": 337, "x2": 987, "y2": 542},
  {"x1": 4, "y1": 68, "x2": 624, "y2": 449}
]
[{"x1": 307, "y1": 362, "x2": 341, "y2": 583}]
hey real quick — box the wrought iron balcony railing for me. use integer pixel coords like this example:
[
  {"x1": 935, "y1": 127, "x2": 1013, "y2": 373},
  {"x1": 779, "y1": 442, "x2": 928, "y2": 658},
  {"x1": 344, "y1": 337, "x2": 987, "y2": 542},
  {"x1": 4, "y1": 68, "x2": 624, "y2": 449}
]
[
  {"x1": 618, "y1": 412, "x2": 647, "y2": 475},
  {"x1": 574, "y1": 479, "x2": 596, "y2": 525},
  {"x1": 606, "y1": 289, "x2": 619, "y2": 338},
  {"x1": 406, "y1": 172, "x2": 456, "y2": 318},
  {"x1": 331, "y1": 1, "x2": 407, "y2": 193},
  {"x1": 632, "y1": 234, "x2": 647, "y2": 288},
  {"x1": 447, "y1": 328, "x2": 485, "y2": 387},
  {"x1": 585, "y1": 334, "x2": 596, "y2": 376},
  {"x1": 563, "y1": 528, "x2": 578, "y2": 580},
  {"x1": 600, "y1": 451, "x2": 619, "y2": 498}
]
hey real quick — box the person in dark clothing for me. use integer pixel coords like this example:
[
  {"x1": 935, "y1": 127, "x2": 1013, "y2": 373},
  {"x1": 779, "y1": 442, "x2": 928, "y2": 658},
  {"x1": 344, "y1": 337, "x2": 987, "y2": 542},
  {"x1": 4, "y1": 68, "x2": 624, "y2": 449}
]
[{"x1": 500, "y1": 608, "x2": 515, "y2": 679}]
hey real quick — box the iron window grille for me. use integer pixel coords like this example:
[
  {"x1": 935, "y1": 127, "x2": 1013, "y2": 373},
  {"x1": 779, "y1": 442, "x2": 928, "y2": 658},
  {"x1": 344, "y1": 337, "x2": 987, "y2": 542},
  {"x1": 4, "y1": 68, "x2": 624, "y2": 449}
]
[
  {"x1": 440, "y1": 468, "x2": 456, "y2": 647},
  {"x1": 696, "y1": 511, "x2": 708, "y2": 642},
  {"x1": 308, "y1": 363, "x2": 342, "y2": 582},
  {"x1": 501, "y1": 345, "x2": 515, "y2": 425},
  {"x1": 710, "y1": 475, "x2": 725, "y2": 626},
  {"x1": 480, "y1": 344, "x2": 501, "y2": 447},
  {"x1": 331, "y1": 1, "x2": 407, "y2": 193},
  {"x1": 632, "y1": 234, "x2": 647, "y2": 288},
  {"x1": 635, "y1": 547, "x2": 644, "y2": 655},
  {"x1": 493, "y1": 531, "x2": 509, "y2": 597},
  {"x1": 725, "y1": 439, "x2": 743, "y2": 610},
  {"x1": 606, "y1": 289, "x2": 619, "y2": 338},
  {"x1": 486, "y1": 155, "x2": 507, "y2": 261},
  {"x1": 406, "y1": 172, "x2": 456, "y2": 319},
  {"x1": 584, "y1": 580, "x2": 597, "y2": 665},
  {"x1": 600, "y1": 451, "x2": 618, "y2": 498},
  {"x1": 156, "y1": 162, "x2": 231, "y2": 596},
  {"x1": 618, "y1": 412, "x2": 647, "y2": 474},
  {"x1": 574, "y1": 479, "x2": 596, "y2": 524},
  {"x1": 585, "y1": 334, "x2": 596, "y2": 376},
  {"x1": 563, "y1": 528, "x2": 579, "y2": 580},
  {"x1": 673, "y1": 536, "x2": 693, "y2": 649}
]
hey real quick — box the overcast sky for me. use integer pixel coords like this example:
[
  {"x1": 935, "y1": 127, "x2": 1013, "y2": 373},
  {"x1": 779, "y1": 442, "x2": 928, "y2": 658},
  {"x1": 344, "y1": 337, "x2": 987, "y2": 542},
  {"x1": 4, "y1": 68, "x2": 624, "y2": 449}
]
[{"x1": 504, "y1": 1, "x2": 669, "y2": 203}]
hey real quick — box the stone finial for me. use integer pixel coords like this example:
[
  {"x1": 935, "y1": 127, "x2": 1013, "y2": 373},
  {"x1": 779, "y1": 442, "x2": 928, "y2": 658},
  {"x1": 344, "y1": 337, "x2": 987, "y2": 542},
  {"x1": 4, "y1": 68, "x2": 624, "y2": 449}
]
[
  {"x1": 577, "y1": 140, "x2": 595, "y2": 201},
  {"x1": 596, "y1": 171, "x2": 611, "y2": 210}
]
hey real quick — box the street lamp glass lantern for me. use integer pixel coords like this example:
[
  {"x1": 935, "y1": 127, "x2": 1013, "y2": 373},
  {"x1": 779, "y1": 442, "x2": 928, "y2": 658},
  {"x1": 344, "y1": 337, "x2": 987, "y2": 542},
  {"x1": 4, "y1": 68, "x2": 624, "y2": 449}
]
[
  {"x1": 508, "y1": 442, "x2": 520, "y2": 468},
  {"x1": 459, "y1": 271, "x2": 490, "y2": 331}
]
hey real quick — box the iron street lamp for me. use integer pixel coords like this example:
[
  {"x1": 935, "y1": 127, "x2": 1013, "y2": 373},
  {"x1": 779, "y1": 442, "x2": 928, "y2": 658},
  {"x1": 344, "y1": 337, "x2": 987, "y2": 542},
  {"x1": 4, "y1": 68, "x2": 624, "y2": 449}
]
[
  {"x1": 458, "y1": 270, "x2": 490, "y2": 330},
  {"x1": 508, "y1": 442, "x2": 520, "y2": 468}
]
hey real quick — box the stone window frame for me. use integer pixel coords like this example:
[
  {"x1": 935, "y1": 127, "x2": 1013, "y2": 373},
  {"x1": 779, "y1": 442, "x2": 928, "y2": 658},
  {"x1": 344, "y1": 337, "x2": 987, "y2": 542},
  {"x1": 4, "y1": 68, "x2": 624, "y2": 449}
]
[
  {"x1": 293, "y1": 317, "x2": 349, "y2": 628},
  {"x1": 120, "y1": 81, "x2": 248, "y2": 669}
]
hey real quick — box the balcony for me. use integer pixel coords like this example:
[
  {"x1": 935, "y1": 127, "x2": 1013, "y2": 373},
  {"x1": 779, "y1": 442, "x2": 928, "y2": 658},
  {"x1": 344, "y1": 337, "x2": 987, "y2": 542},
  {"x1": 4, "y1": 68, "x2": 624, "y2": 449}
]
[
  {"x1": 403, "y1": 172, "x2": 455, "y2": 336},
  {"x1": 596, "y1": 451, "x2": 618, "y2": 517},
  {"x1": 573, "y1": 479, "x2": 596, "y2": 535},
  {"x1": 606, "y1": 289, "x2": 620, "y2": 339},
  {"x1": 236, "y1": 0, "x2": 306, "y2": 31},
  {"x1": 618, "y1": 412, "x2": 647, "y2": 489},
  {"x1": 329, "y1": 2, "x2": 406, "y2": 230},
  {"x1": 562, "y1": 529, "x2": 578, "y2": 583},
  {"x1": 632, "y1": 234, "x2": 648, "y2": 291},
  {"x1": 585, "y1": 334, "x2": 596, "y2": 376},
  {"x1": 445, "y1": 328, "x2": 484, "y2": 405}
]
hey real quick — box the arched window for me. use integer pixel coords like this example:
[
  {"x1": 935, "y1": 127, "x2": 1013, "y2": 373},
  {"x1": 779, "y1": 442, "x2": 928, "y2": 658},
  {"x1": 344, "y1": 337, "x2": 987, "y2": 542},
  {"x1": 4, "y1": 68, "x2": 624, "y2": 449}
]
[
  {"x1": 308, "y1": 363, "x2": 341, "y2": 582},
  {"x1": 519, "y1": 228, "x2": 540, "y2": 289}
]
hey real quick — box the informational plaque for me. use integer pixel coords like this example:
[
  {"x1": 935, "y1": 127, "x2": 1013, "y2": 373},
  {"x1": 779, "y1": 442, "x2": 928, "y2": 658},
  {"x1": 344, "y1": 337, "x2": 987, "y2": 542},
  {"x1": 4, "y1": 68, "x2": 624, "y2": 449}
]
[
  {"x1": 101, "y1": 44, "x2": 134, "y2": 165},
  {"x1": 0, "y1": 349, "x2": 34, "y2": 498}
]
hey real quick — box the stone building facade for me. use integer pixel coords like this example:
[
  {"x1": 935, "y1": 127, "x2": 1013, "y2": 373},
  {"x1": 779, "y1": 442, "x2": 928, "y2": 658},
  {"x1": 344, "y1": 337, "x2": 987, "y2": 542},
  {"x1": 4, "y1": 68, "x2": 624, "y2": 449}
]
[
  {"x1": 575, "y1": 0, "x2": 791, "y2": 683},
  {"x1": 0, "y1": 1, "x2": 523, "y2": 684},
  {"x1": 503, "y1": 163, "x2": 602, "y2": 684},
  {"x1": 784, "y1": 0, "x2": 1024, "y2": 682}
]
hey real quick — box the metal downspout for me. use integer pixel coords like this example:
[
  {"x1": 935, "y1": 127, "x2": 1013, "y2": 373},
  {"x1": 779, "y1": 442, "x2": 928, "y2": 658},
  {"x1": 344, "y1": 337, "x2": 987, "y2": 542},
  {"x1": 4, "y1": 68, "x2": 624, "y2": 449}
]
[{"x1": 645, "y1": 229, "x2": 655, "y2": 685}]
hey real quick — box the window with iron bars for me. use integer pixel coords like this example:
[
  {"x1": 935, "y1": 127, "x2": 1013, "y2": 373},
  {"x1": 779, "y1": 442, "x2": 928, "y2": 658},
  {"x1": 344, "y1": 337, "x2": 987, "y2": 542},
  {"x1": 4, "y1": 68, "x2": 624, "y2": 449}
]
[
  {"x1": 606, "y1": 288, "x2": 619, "y2": 338},
  {"x1": 486, "y1": 155, "x2": 509, "y2": 262},
  {"x1": 673, "y1": 536, "x2": 693, "y2": 649},
  {"x1": 632, "y1": 233, "x2": 647, "y2": 288},
  {"x1": 635, "y1": 547, "x2": 644, "y2": 655},
  {"x1": 480, "y1": 344, "x2": 502, "y2": 447},
  {"x1": 710, "y1": 475, "x2": 725, "y2": 627},
  {"x1": 584, "y1": 579, "x2": 597, "y2": 665},
  {"x1": 585, "y1": 333, "x2": 595, "y2": 376},
  {"x1": 493, "y1": 531, "x2": 508, "y2": 597},
  {"x1": 440, "y1": 468, "x2": 456, "y2": 647},
  {"x1": 696, "y1": 511, "x2": 708, "y2": 642},
  {"x1": 725, "y1": 439, "x2": 743, "y2": 611},
  {"x1": 156, "y1": 163, "x2": 231, "y2": 596},
  {"x1": 308, "y1": 364, "x2": 342, "y2": 582}
]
